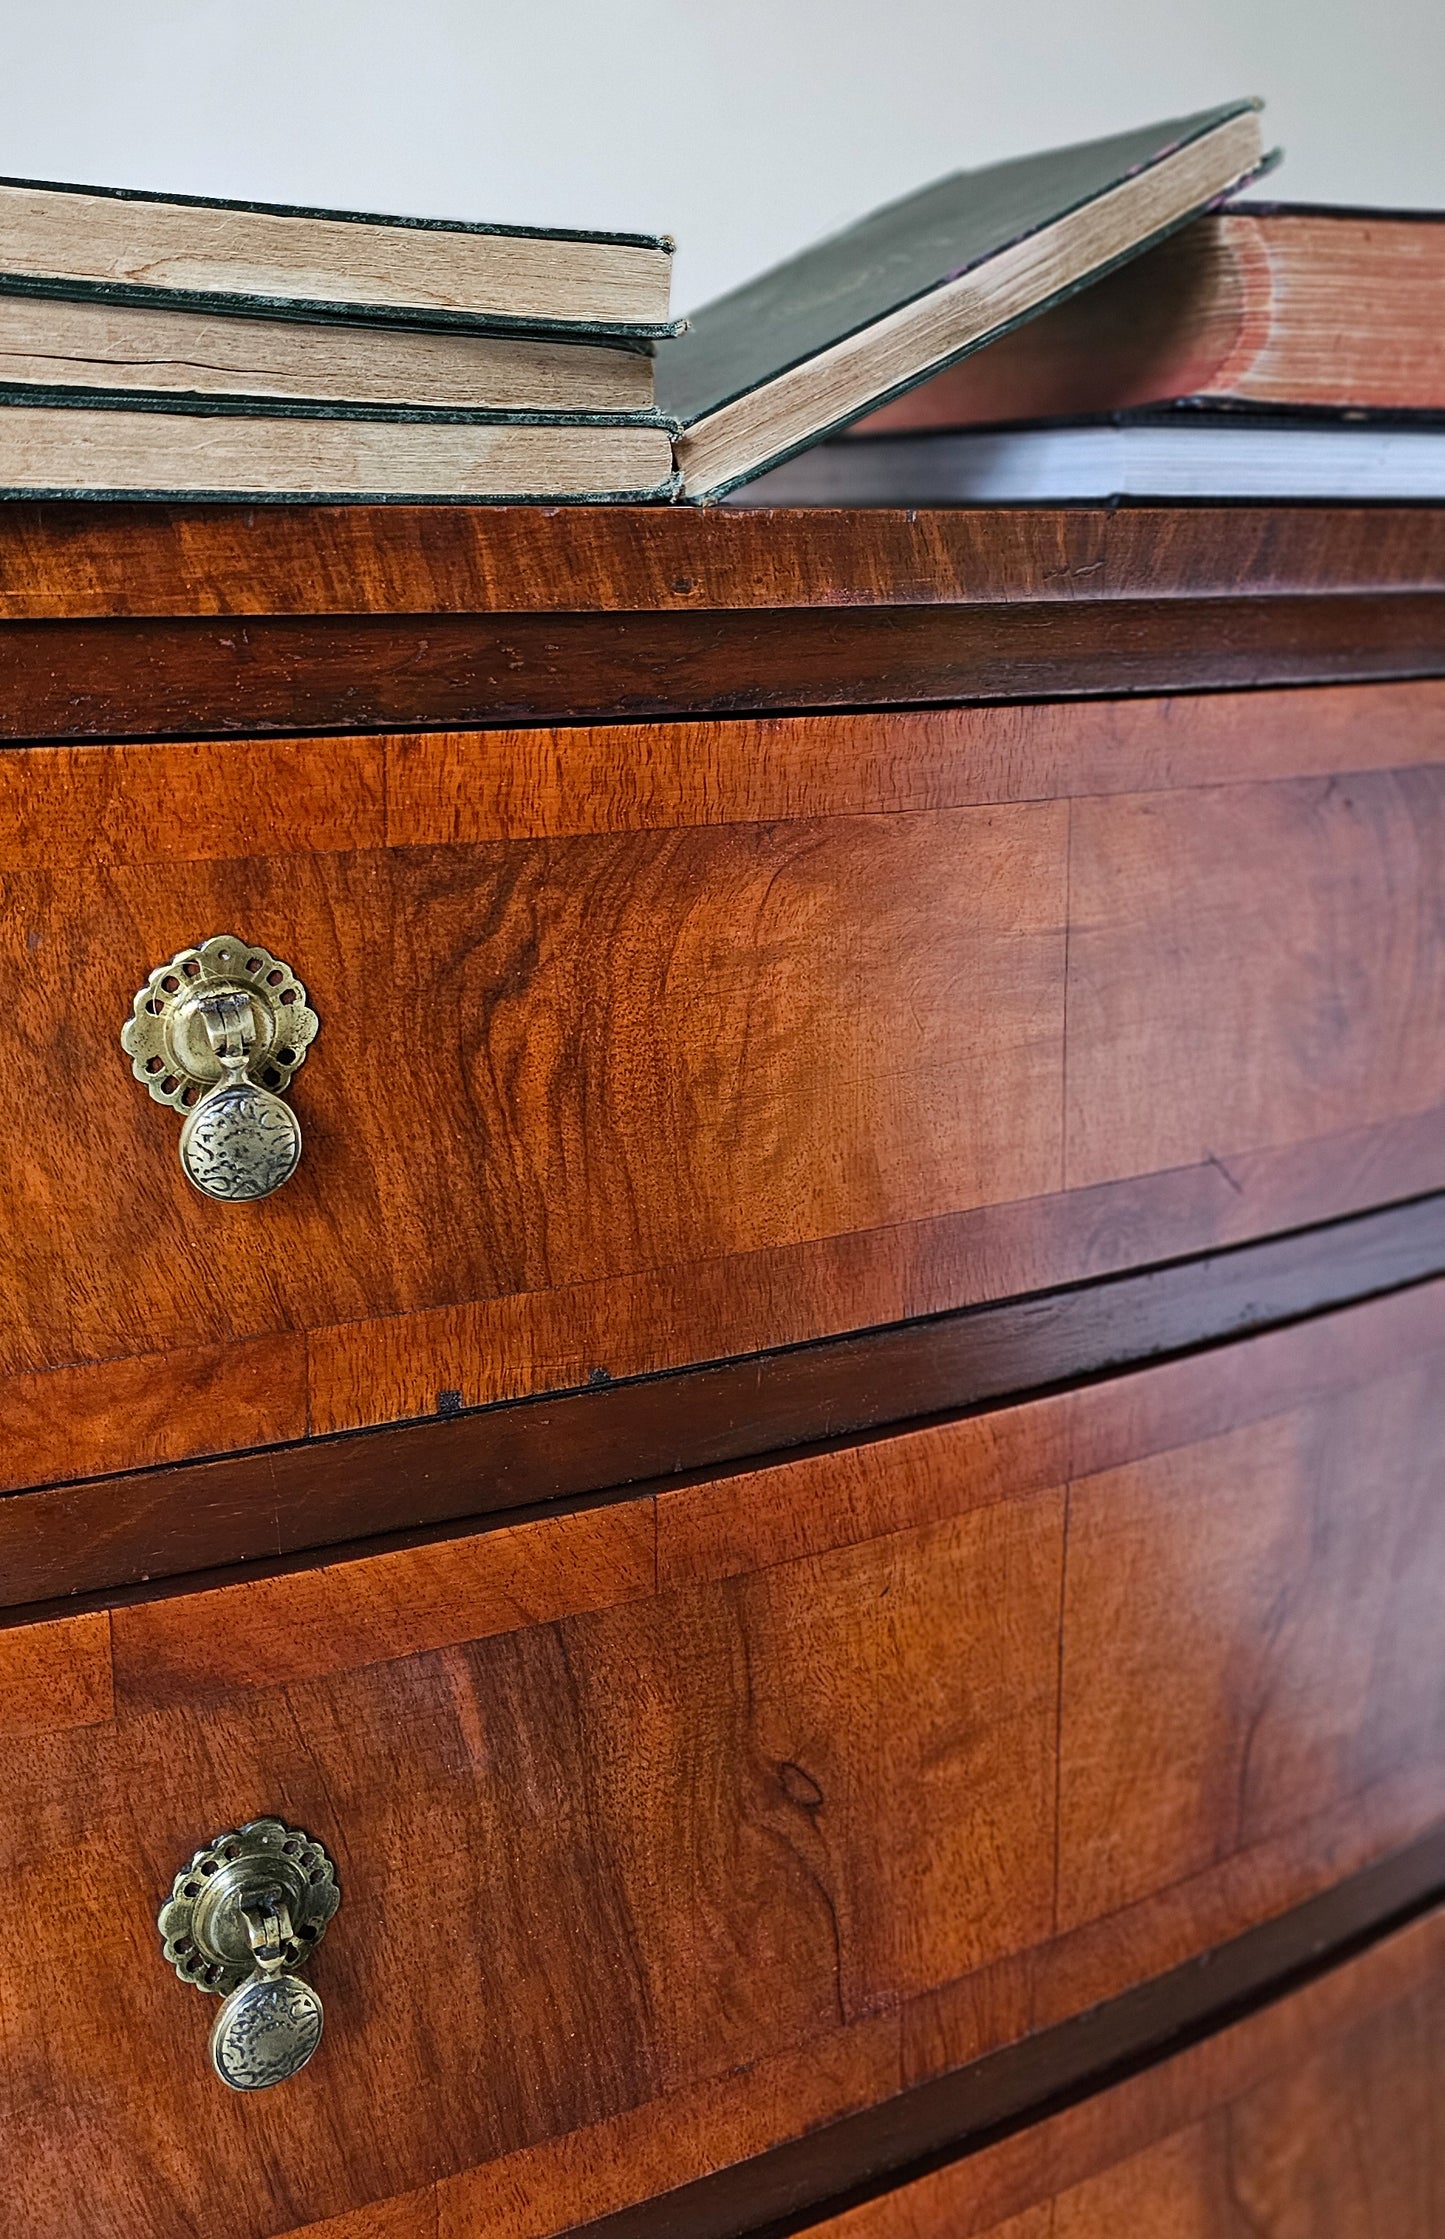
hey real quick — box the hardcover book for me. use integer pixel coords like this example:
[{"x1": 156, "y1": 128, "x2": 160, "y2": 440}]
[
  {"x1": 656, "y1": 101, "x2": 1267, "y2": 500},
  {"x1": 848, "y1": 205, "x2": 1445, "y2": 430},
  {"x1": 0, "y1": 292, "x2": 660, "y2": 417},
  {"x1": 0, "y1": 396, "x2": 677, "y2": 502},
  {"x1": 0, "y1": 176, "x2": 679, "y2": 339},
  {"x1": 728, "y1": 407, "x2": 1445, "y2": 505}
]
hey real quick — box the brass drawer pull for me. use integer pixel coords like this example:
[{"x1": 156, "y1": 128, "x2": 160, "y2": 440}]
[
  {"x1": 121, "y1": 935, "x2": 319, "y2": 1201},
  {"x1": 158, "y1": 1817, "x2": 340, "y2": 2091}
]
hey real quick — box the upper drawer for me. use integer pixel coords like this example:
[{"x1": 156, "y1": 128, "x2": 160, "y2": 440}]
[
  {"x1": 2, "y1": 1280, "x2": 1443, "y2": 2239},
  {"x1": 3, "y1": 678, "x2": 1444, "y2": 1493}
]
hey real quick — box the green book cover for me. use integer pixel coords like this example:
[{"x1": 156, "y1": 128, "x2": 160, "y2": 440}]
[{"x1": 0, "y1": 384, "x2": 681, "y2": 432}]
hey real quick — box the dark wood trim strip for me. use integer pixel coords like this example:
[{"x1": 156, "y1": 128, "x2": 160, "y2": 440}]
[
  {"x1": 2, "y1": 595, "x2": 1443, "y2": 741},
  {"x1": 567, "y1": 1825, "x2": 1445, "y2": 2239},
  {"x1": 2, "y1": 1192, "x2": 1443, "y2": 1616}
]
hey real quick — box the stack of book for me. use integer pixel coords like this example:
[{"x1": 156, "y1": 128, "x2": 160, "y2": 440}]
[
  {"x1": 16, "y1": 101, "x2": 1430, "y2": 507},
  {"x1": 0, "y1": 104, "x2": 1269, "y2": 504},
  {"x1": 0, "y1": 176, "x2": 682, "y2": 500}
]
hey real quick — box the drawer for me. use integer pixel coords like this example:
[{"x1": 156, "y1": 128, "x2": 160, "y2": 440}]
[
  {"x1": 807, "y1": 1905, "x2": 1445, "y2": 2238},
  {"x1": 3, "y1": 1281, "x2": 1443, "y2": 2238},
  {"x1": 3, "y1": 677, "x2": 1445, "y2": 1496}
]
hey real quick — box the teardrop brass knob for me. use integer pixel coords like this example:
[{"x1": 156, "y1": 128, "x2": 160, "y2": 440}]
[{"x1": 121, "y1": 936, "x2": 319, "y2": 1201}]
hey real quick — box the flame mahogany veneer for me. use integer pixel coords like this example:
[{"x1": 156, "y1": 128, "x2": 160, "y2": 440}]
[{"x1": 2, "y1": 502, "x2": 1443, "y2": 2238}]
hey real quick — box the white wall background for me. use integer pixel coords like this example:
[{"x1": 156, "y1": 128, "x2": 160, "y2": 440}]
[{"x1": 3, "y1": 1, "x2": 1441, "y2": 312}]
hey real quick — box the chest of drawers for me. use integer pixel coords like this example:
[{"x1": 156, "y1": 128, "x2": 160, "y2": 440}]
[{"x1": 1, "y1": 501, "x2": 1442, "y2": 2237}]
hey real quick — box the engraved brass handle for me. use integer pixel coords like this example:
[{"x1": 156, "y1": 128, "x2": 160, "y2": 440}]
[
  {"x1": 121, "y1": 935, "x2": 319, "y2": 1201},
  {"x1": 158, "y1": 1818, "x2": 340, "y2": 2090}
]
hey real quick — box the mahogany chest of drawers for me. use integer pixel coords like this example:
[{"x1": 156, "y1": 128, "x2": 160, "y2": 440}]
[{"x1": 1, "y1": 501, "x2": 1442, "y2": 2236}]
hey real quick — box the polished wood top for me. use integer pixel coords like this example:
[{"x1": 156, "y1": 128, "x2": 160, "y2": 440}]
[{"x1": 0, "y1": 499, "x2": 1440, "y2": 618}]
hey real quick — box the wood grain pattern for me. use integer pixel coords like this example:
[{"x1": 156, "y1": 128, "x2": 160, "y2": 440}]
[
  {"x1": 901, "y1": 1764, "x2": 1445, "y2": 2087},
  {"x1": 3, "y1": 1286, "x2": 1443, "y2": 2239},
  {"x1": 382, "y1": 679, "x2": 1445, "y2": 840},
  {"x1": 77, "y1": 1279, "x2": 1442, "y2": 1702},
  {"x1": 0, "y1": 681, "x2": 1439, "y2": 873},
  {"x1": 1058, "y1": 1353, "x2": 1445, "y2": 1934},
  {"x1": 0, "y1": 799, "x2": 1063, "y2": 1388},
  {"x1": 2, "y1": 680, "x2": 1442, "y2": 1496},
  {"x1": 288, "y1": 2201, "x2": 436, "y2": 2239},
  {"x1": 109, "y1": 1499, "x2": 655, "y2": 1709},
  {"x1": 13, "y1": 1094, "x2": 1445, "y2": 1456},
  {"x1": 1066, "y1": 769, "x2": 1445, "y2": 1189},
  {"x1": 477, "y1": 1816, "x2": 1445, "y2": 2239},
  {"x1": 803, "y1": 1907, "x2": 1445, "y2": 2238},
  {"x1": 2, "y1": 501, "x2": 1440, "y2": 620},
  {"x1": 432, "y1": 2016, "x2": 904, "y2": 2239},
  {"x1": 0, "y1": 729, "x2": 387, "y2": 867},
  {"x1": 0, "y1": 1609, "x2": 111, "y2": 1738},
  {"x1": 300, "y1": 1102, "x2": 1445, "y2": 1440},
  {"x1": 657, "y1": 1276, "x2": 1445, "y2": 1594},
  {"x1": 0, "y1": 1330, "x2": 306, "y2": 1492}
]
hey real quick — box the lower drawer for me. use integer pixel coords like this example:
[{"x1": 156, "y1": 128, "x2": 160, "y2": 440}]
[
  {"x1": 3, "y1": 1280, "x2": 1443, "y2": 2237},
  {"x1": 809, "y1": 1905, "x2": 1445, "y2": 2238}
]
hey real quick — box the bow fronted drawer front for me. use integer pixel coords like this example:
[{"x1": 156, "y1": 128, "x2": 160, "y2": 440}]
[
  {"x1": 3, "y1": 680, "x2": 1444, "y2": 1503},
  {"x1": 3, "y1": 1283, "x2": 1443, "y2": 2239}
]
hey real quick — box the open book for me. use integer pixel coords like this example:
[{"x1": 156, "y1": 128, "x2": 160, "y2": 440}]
[{"x1": 658, "y1": 102, "x2": 1266, "y2": 500}]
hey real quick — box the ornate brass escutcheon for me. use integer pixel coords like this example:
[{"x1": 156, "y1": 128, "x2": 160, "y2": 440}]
[
  {"x1": 158, "y1": 1818, "x2": 340, "y2": 2091},
  {"x1": 120, "y1": 935, "x2": 319, "y2": 1201}
]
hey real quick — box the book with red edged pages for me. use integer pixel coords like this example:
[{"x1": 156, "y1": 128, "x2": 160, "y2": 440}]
[
  {"x1": 728, "y1": 203, "x2": 1445, "y2": 506},
  {"x1": 846, "y1": 204, "x2": 1445, "y2": 433}
]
